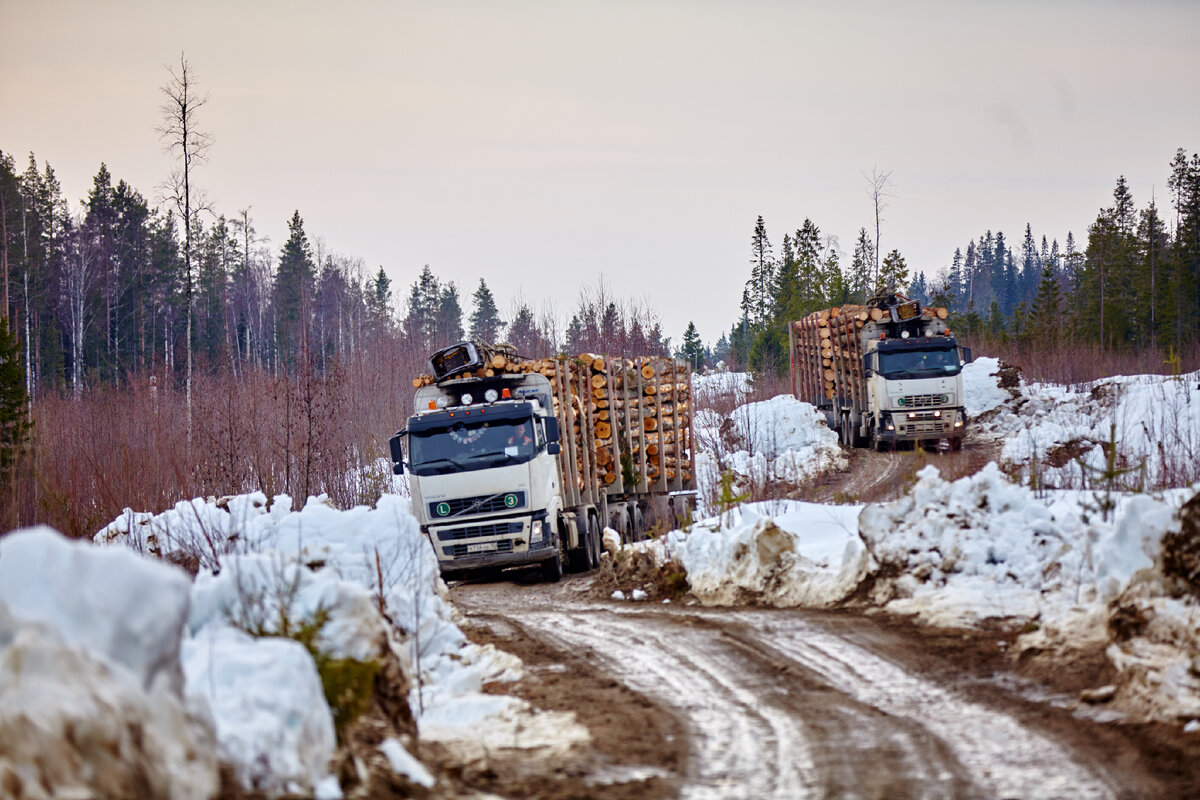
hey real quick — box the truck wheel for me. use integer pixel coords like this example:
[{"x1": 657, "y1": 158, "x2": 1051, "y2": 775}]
[
  {"x1": 542, "y1": 549, "x2": 563, "y2": 583},
  {"x1": 951, "y1": 436, "x2": 964, "y2": 452},
  {"x1": 567, "y1": 517, "x2": 591, "y2": 572},
  {"x1": 586, "y1": 512, "x2": 601, "y2": 569}
]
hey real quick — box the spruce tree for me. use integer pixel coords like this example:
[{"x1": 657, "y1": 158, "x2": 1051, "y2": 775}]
[
  {"x1": 435, "y1": 282, "x2": 464, "y2": 346},
  {"x1": 0, "y1": 317, "x2": 30, "y2": 484},
  {"x1": 468, "y1": 278, "x2": 504, "y2": 343},
  {"x1": 747, "y1": 216, "x2": 774, "y2": 329},
  {"x1": 877, "y1": 250, "x2": 909, "y2": 293},
  {"x1": 680, "y1": 321, "x2": 704, "y2": 369},
  {"x1": 274, "y1": 210, "x2": 316, "y2": 359}
]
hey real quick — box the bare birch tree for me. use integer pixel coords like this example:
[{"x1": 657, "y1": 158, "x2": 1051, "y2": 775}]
[
  {"x1": 863, "y1": 167, "x2": 894, "y2": 287},
  {"x1": 158, "y1": 53, "x2": 212, "y2": 440},
  {"x1": 63, "y1": 219, "x2": 100, "y2": 398}
]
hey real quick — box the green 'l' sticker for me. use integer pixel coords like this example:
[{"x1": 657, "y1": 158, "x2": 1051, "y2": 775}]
[{"x1": 436, "y1": 502, "x2": 451, "y2": 516}]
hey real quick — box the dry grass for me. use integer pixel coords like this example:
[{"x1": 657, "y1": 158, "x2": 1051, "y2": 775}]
[{"x1": 10, "y1": 343, "x2": 421, "y2": 538}]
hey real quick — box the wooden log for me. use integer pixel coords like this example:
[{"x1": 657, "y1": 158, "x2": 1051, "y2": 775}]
[
  {"x1": 870, "y1": 307, "x2": 885, "y2": 321},
  {"x1": 935, "y1": 307, "x2": 949, "y2": 320},
  {"x1": 643, "y1": 416, "x2": 658, "y2": 432},
  {"x1": 593, "y1": 356, "x2": 607, "y2": 371},
  {"x1": 641, "y1": 363, "x2": 656, "y2": 380},
  {"x1": 595, "y1": 421, "x2": 612, "y2": 439}
]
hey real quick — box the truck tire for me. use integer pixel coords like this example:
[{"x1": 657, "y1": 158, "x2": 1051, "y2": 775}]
[
  {"x1": 581, "y1": 512, "x2": 598, "y2": 570},
  {"x1": 542, "y1": 548, "x2": 563, "y2": 583},
  {"x1": 567, "y1": 516, "x2": 591, "y2": 572}
]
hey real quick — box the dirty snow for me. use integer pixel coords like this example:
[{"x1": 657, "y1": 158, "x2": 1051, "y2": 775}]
[
  {"x1": 974, "y1": 367, "x2": 1200, "y2": 490},
  {"x1": 0, "y1": 528, "x2": 219, "y2": 800},
  {"x1": 694, "y1": 394, "x2": 844, "y2": 514},
  {"x1": 86, "y1": 491, "x2": 582, "y2": 795}
]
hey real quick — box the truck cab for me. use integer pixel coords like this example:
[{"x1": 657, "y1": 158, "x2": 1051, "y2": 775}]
[
  {"x1": 391, "y1": 373, "x2": 569, "y2": 582},
  {"x1": 865, "y1": 335, "x2": 969, "y2": 448}
]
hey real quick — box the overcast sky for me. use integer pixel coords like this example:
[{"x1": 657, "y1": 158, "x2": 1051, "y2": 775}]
[{"x1": 2, "y1": 0, "x2": 1198, "y2": 345}]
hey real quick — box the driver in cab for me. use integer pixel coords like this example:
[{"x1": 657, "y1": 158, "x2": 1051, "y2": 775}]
[{"x1": 507, "y1": 422, "x2": 534, "y2": 451}]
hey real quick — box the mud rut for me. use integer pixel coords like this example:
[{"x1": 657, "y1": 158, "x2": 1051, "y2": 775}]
[
  {"x1": 437, "y1": 440, "x2": 1197, "y2": 799},
  {"x1": 452, "y1": 581, "x2": 1188, "y2": 800}
]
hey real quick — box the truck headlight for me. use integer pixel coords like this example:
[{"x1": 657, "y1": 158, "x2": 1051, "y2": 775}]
[{"x1": 530, "y1": 520, "x2": 543, "y2": 543}]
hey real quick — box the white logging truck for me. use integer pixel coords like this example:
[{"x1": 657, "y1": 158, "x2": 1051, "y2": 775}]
[
  {"x1": 390, "y1": 342, "x2": 696, "y2": 582},
  {"x1": 790, "y1": 293, "x2": 972, "y2": 451}
]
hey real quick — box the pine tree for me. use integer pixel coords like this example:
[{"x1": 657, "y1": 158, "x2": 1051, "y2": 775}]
[
  {"x1": 434, "y1": 282, "x2": 464, "y2": 346},
  {"x1": 1030, "y1": 261, "x2": 1063, "y2": 348},
  {"x1": 849, "y1": 228, "x2": 875, "y2": 303},
  {"x1": 367, "y1": 267, "x2": 392, "y2": 322},
  {"x1": 680, "y1": 321, "x2": 704, "y2": 369},
  {"x1": 0, "y1": 317, "x2": 30, "y2": 484},
  {"x1": 877, "y1": 249, "x2": 909, "y2": 293},
  {"x1": 507, "y1": 304, "x2": 540, "y2": 355},
  {"x1": 747, "y1": 216, "x2": 774, "y2": 329},
  {"x1": 402, "y1": 265, "x2": 441, "y2": 351},
  {"x1": 274, "y1": 210, "x2": 316, "y2": 359},
  {"x1": 467, "y1": 278, "x2": 504, "y2": 342}
]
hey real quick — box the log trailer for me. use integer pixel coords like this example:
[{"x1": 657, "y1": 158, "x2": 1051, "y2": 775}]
[
  {"x1": 390, "y1": 341, "x2": 696, "y2": 582},
  {"x1": 790, "y1": 294, "x2": 972, "y2": 450}
]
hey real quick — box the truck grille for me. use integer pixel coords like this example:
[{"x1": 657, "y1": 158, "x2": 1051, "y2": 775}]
[
  {"x1": 436, "y1": 521, "x2": 524, "y2": 541},
  {"x1": 446, "y1": 539, "x2": 515, "y2": 557},
  {"x1": 428, "y1": 491, "x2": 526, "y2": 519},
  {"x1": 897, "y1": 394, "x2": 949, "y2": 408}
]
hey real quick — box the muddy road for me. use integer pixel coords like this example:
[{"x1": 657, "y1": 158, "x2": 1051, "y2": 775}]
[{"x1": 447, "y1": 575, "x2": 1199, "y2": 800}]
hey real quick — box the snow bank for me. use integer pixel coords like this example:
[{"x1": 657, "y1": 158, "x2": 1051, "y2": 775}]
[
  {"x1": 695, "y1": 394, "x2": 844, "y2": 513},
  {"x1": 626, "y1": 500, "x2": 866, "y2": 607},
  {"x1": 976, "y1": 369, "x2": 1200, "y2": 490},
  {"x1": 182, "y1": 626, "x2": 334, "y2": 795},
  {"x1": 0, "y1": 528, "x2": 218, "y2": 800},
  {"x1": 859, "y1": 464, "x2": 1200, "y2": 721},
  {"x1": 95, "y1": 491, "x2": 565, "y2": 794},
  {"x1": 961, "y1": 356, "x2": 1010, "y2": 417}
]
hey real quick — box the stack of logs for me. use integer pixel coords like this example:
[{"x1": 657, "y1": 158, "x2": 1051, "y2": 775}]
[
  {"x1": 412, "y1": 352, "x2": 694, "y2": 491},
  {"x1": 565, "y1": 354, "x2": 693, "y2": 489},
  {"x1": 792, "y1": 304, "x2": 950, "y2": 404}
]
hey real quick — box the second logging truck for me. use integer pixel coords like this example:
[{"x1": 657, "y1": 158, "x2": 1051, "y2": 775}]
[{"x1": 790, "y1": 293, "x2": 972, "y2": 450}]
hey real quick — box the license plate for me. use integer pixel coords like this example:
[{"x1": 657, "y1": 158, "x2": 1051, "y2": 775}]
[{"x1": 466, "y1": 541, "x2": 498, "y2": 554}]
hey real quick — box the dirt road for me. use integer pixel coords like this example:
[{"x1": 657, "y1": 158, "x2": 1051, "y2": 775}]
[{"x1": 448, "y1": 575, "x2": 1198, "y2": 800}]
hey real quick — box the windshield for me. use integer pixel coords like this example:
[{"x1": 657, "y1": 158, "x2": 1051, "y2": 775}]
[
  {"x1": 409, "y1": 417, "x2": 538, "y2": 476},
  {"x1": 877, "y1": 347, "x2": 961, "y2": 379}
]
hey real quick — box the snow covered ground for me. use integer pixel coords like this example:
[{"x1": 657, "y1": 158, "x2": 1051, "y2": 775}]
[
  {"x1": 969, "y1": 358, "x2": 1200, "y2": 490},
  {"x1": 693, "y1": 387, "x2": 845, "y2": 513},
  {"x1": 627, "y1": 358, "x2": 1200, "y2": 725},
  {"x1": 2, "y1": 491, "x2": 584, "y2": 798}
]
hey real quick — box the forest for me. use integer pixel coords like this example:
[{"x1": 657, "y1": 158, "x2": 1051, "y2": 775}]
[
  {"x1": 720, "y1": 150, "x2": 1200, "y2": 380},
  {"x1": 1, "y1": 142, "x2": 1198, "y2": 536}
]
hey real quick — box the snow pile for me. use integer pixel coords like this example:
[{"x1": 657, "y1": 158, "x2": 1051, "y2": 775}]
[
  {"x1": 626, "y1": 500, "x2": 866, "y2": 607},
  {"x1": 961, "y1": 356, "x2": 1011, "y2": 417},
  {"x1": 96, "y1": 491, "x2": 568, "y2": 794},
  {"x1": 858, "y1": 464, "x2": 1200, "y2": 721},
  {"x1": 975, "y1": 369, "x2": 1200, "y2": 490},
  {"x1": 695, "y1": 394, "x2": 844, "y2": 512},
  {"x1": 0, "y1": 528, "x2": 218, "y2": 800}
]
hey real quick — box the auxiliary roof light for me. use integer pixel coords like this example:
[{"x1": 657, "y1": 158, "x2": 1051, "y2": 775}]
[
  {"x1": 501, "y1": 388, "x2": 512, "y2": 399},
  {"x1": 484, "y1": 388, "x2": 500, "y2": 403},
  {"x1": 460, "y1": 392, "x2": 473, "y2": 405},
  {"x1": 435, "y1": 395, "x2": 451, "y2": 408}
]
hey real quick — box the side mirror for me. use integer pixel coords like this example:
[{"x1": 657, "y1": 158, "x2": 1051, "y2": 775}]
[
  {"x1": 543, "y1": 417, "x2": 560, "y2": 443},
  {"x1": 865, "y1": 369, "x2": 874, "y2": 379},
  {"x1": 959, "y1": 346, "x2": 973, "y2": 365},
  {"x1": 389, "y1": 433, "x2": 406, "y2": 475},
  {"x1": 546, "y1": 442, "x2": 562, "y2": 456}
]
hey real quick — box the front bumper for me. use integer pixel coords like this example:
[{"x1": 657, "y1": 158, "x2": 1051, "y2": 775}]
[
  {"x1": 426, "y1": 511, "x2": 555, "y2": 571},
  {"x1": 878, "y1": 408, "x2": 966, "y2": 441}
]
